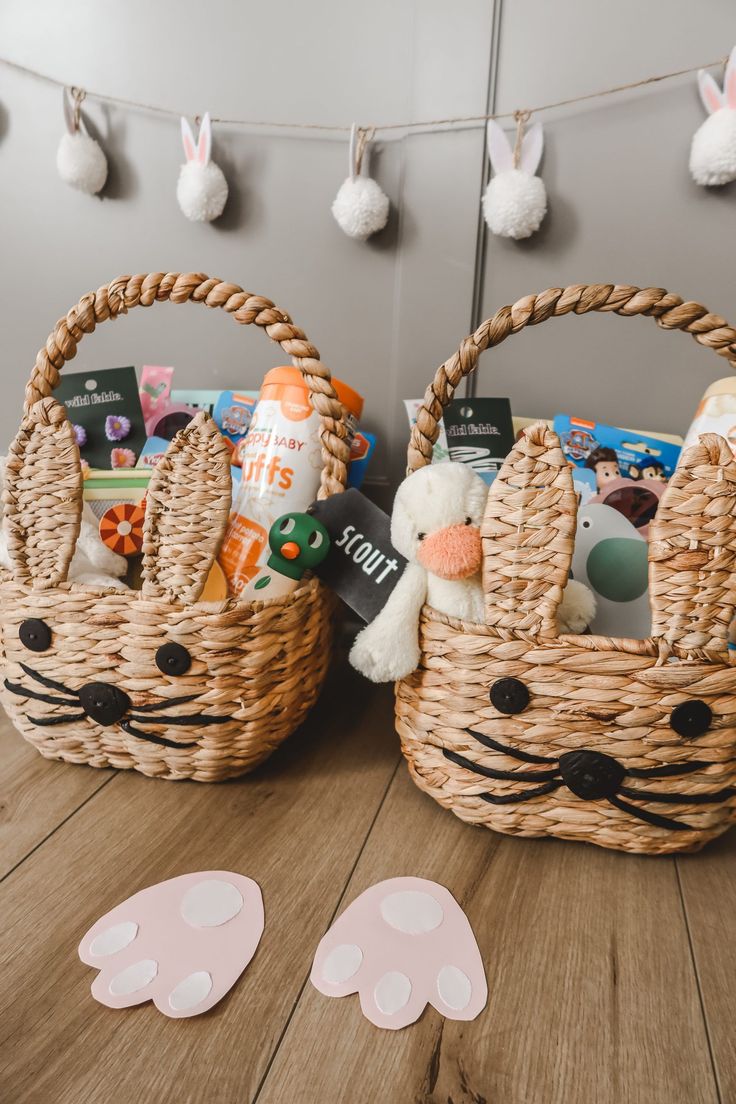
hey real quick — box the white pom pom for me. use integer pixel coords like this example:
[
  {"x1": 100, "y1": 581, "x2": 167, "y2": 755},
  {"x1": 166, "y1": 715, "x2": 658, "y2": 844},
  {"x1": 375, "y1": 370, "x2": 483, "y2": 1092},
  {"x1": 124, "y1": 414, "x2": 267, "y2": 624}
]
[
  {"x1": 332, "y1": 175, "x2": 389, "y2": 241},
  {"x1": 176, "y1": 161, "x2": 229, "y2": 222},
  {"x1": 482, "y1": 169, "x2": 547, "y2": 239},
  {"x1": 689, "y1": 111, "x2": 736, "y2": 186},
  {"x1": 557, "y1": 579, "x2": 597, "y2": 634},
  {"x1": 56, "y1": 131, "x2": 108, "y2": 195}
]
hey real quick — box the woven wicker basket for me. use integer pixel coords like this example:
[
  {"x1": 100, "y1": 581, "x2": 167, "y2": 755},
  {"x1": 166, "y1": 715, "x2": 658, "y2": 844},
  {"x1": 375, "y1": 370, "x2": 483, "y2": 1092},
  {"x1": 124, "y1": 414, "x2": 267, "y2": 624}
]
[
  {"x1": 396, "y1": 283, "x2": 736, "y2": 855},
  {"x1": 0, "y1": 272, "x2": 349, "y2": 782}
]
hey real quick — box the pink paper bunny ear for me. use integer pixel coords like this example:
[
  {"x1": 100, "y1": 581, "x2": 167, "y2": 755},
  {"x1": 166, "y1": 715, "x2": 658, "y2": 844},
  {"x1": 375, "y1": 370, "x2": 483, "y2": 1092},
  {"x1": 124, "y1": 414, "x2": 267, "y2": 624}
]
[
  {"x1": 725, "y1": 45, "x2": 736, "y2": 109},
  {"x1": 181, "y1": 116, "x2": 197, "y2": 162},
  {"x1": 197, "y1": 112, "x2": 212, "y2": 166},
  {"x1": 519, "y1": 121, "x2": 544, "y2": 174},
  {"x1": 486, "y1": 119, "x2": 514, "y2": 174},
  {"x1": 698, "y1": 70, "x2": 724, "y2": 115}
]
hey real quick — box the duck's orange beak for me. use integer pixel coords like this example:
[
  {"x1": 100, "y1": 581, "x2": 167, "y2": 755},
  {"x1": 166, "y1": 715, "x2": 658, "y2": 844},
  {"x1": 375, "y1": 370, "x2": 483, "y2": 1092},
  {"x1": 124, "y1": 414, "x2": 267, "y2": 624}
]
[{"x1": 416, "y1": 524, "x2": 482, "y2": 580}]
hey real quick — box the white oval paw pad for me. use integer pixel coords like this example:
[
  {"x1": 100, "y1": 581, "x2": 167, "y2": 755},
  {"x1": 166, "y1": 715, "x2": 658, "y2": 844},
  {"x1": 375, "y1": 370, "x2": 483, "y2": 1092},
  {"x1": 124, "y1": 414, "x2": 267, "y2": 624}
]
[
  {"x1": 322, "y1": 943, "x2": 363, "y2": 984},
  {"x1": 380, "y1": 890, "x2": 443, "y2": 934},
  {"x1": 109, "y1": 959, "x2": 158, "y2": 996},
  {"x1": 169, "y1": 971, "x2": 213, "y2": 1012},
  {"x1": 180, "y1": 879, "x2": 244, "y2": 928},
  {"x1": 437, "y1": 965, "x2": 472, "y2": 1011},
  {"x1": 89, "y1": 921, "x2": 138, "y2": 957},
  {"x1": 374, "y1": 971, "x2": 412, "y2": 1015}
]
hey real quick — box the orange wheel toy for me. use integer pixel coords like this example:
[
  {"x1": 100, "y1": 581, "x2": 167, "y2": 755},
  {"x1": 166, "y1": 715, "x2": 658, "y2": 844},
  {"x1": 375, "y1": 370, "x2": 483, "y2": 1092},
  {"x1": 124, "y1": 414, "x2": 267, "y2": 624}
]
[{"x1": 99, "y1": 501, "x2": 146, "y2": 556}]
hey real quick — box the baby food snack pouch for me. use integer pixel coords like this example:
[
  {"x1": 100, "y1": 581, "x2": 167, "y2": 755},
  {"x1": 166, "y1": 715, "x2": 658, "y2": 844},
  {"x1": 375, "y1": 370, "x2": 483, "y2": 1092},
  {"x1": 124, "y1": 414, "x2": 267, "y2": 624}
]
[{"x1": 219, "y1": 367, "x2": 363, "y2": 594}]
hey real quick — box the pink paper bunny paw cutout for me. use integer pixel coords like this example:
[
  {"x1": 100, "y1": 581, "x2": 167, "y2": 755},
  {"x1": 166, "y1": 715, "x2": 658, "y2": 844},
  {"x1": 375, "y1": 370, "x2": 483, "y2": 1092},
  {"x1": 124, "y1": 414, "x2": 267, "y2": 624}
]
[
  {"x1": 310, "y1": 876, "x2": 487, "y2": 1030},
  {"x1": 79, "y1": 871, "x2": 264, "y2": 1018}
]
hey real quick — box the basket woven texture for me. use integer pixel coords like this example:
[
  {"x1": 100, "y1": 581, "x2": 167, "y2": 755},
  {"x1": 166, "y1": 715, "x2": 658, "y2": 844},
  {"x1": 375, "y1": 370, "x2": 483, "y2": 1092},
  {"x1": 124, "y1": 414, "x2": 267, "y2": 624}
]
[
  {"x1": 0, "y1": 272, "x2": 348, "y2": 782},
  {"x1": 396, "y1": 284, "x2": 736, "y2": 854}
]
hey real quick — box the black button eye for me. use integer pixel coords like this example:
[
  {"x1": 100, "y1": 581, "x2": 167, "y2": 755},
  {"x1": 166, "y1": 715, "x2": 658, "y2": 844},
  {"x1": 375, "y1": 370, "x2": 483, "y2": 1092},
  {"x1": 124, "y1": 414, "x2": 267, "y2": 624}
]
[
  {"x1": 19, "y1": 618, "x2": 52, "y2": 653},
  {"x1": 417, "y1": 532, "x2": 426, "y2": 541},
  {"x1": 670, "y1": 699, "x2": 712, "y2": 738},
  {"x1": 155, "y1": 642, "x2": 192, "y2": 677},
  {"x1": 490, "y1": 677, "x2": 529, "y2": 715}
]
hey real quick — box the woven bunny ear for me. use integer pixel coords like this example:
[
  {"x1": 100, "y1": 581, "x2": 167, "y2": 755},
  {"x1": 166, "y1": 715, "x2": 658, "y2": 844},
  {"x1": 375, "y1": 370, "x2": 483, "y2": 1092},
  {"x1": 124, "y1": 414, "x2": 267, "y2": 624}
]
[
  {"x1": 649, "y1": 434, "x2": 736, "y2": 661},
  {"x1": 482, "y1": 422, "x2": 577, "y2": 638},
  {"x1": 3, "y1": 397, "x2": 82, "y2": 588},
  {"x1": 141, "y1": 412, "x2": 232, "y2": 604}
]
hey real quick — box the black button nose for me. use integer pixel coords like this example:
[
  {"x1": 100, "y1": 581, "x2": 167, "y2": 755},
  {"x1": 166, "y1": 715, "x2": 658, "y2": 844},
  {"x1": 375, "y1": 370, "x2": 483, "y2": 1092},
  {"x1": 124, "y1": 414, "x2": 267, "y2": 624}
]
[
  {"x1": 559, "y1": 750, "x2": 625, "y2": 801},
  {"x1": 79, "y1": 682, "x2": 131, "y2": 727}
]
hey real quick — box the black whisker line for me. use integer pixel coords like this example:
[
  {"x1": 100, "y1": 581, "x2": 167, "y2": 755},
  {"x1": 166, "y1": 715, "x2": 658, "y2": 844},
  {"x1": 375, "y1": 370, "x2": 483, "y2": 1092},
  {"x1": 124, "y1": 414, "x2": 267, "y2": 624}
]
[
  {"x1": 480, "y1": 781, "x2": 562, "y2": 805},
  {"x1": 627, "y1": 761, "x2": 715, "y2": 779},
  {"x1": 608, "y1": 794, "x2": 690, "y2": 832},
  {"x1": 128, "y1": 713, "x2": 232, "y2": 727},
  {"x1": 444, "y1": 747, "x2": 558, "y2": 783},
  {"x1": 4, "y1": 679, "x2": 78, "y2": 707},
  {"x1": 29, "y1": 713, "x2": 87, "y2": 726},
  {"x1": 132, "y1": 694, "x2": 200, "y2": 713},
  {"x1": 120, "y1": 720, "x2": 198, "y2": 749},
  {"x1": 467, "y1": 728, "x2": 556, "y2": 765},
  {"x1": 19, "y1": 663, "x2": 78, "y2": 698},
  {"x1": 620, "y1": 784, "x2": 736, "y2": 806}
]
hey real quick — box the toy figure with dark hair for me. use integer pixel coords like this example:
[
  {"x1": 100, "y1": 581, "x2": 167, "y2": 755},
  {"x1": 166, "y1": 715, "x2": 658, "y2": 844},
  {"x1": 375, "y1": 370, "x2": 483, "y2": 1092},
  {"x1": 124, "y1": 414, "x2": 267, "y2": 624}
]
[
  {"x1": 585, "y1": 446, "x2": 620, "y2": 492},
  {"x1": 636, "y1": 457, "x2": 667, "y2": 483}
]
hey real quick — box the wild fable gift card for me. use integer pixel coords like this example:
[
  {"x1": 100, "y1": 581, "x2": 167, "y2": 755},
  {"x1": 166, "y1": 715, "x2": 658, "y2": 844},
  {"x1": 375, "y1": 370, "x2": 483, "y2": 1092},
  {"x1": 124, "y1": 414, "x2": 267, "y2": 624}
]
[
  {"x1": 55, "y1": 366, "x2": 147, "y2": 469},
  {"x1": 443, "y1": 397, "x2": 516, "y2": 484}
]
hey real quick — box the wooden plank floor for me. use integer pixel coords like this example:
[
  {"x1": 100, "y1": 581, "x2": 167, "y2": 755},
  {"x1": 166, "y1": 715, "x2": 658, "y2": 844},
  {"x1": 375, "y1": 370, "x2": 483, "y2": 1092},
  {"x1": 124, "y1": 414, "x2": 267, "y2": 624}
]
[{"x1": 0, "y1": 650, "x2": 732, "y2": 1104}]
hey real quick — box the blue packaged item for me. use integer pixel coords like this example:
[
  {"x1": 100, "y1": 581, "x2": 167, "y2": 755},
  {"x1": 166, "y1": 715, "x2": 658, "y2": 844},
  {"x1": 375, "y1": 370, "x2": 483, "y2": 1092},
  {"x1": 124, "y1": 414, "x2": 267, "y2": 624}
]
[
  {"x1": 213, "y1": 391, "x2": 258, "y2": 443},
  {"x1": 553, "y1": 415, "x2": 681, "y2": 496},
  {"x1": 347, "y1": 431, "x2": 376, "y2": 489},
  {"x1": 171, "y1": 389, "x2": 259, "y2": 446},
  {"x1": 135, "y1": 436, "x2": 171, "y2": 469},
  {"x1": 572, "y1": 467, "x2": 597, "y2": 505}
]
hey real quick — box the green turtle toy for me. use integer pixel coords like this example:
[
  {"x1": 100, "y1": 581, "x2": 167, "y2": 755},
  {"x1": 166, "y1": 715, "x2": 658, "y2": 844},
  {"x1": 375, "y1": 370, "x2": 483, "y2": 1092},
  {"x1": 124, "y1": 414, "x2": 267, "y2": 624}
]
[{"x1": 241, "y1": 512, "x2": 330, "y2": 600}]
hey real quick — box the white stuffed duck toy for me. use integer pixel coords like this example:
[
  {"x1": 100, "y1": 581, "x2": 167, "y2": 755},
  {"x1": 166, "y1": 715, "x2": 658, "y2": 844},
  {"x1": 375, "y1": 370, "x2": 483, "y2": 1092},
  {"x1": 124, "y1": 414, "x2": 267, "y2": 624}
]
[{"x1": 350, "y1": 462, "x2": 595, "y2": 683}]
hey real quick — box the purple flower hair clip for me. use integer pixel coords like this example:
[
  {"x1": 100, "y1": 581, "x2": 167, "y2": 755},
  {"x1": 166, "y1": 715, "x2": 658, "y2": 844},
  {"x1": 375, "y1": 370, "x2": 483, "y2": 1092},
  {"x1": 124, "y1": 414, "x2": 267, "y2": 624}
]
[
  {"x1": 72, "y1": 424, "x2": 87, "y2": 448},
  {"x1": 105, "y1": 414, "x2": 131, "y2": 442}
]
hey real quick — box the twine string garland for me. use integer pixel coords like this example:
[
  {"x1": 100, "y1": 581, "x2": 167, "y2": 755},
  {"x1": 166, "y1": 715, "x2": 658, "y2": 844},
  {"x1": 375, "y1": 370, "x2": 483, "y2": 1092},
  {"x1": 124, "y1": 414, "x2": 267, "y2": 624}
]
[
  {"x1": 352, "y1": 125, "x2": 375, "y2": 175},
  {"x1": 0, "y1": 52, "x2": 728, "y2": 135},
  {"x1": 511, "y1": 110, "x2": 531, "y2": 169},
  {"x1": 69, "y1": 86, "x2": 85, "y2": 132}
]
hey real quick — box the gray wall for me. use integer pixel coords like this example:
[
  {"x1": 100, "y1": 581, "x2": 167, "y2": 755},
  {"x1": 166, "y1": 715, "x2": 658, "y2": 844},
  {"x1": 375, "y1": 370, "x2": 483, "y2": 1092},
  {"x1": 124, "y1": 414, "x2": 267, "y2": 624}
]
[
  {"x1": 0, "y1": 0, "x2": 734, "y2": 494},
  {"x1": 480, "y1": 0, "x2": 736, "y2": 437}
]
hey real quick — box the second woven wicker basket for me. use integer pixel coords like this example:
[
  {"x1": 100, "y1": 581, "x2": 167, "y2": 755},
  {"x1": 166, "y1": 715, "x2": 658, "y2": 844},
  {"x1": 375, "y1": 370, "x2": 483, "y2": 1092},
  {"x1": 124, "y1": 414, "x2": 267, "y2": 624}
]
[{"x1": 396, "y1": 284, "x2": 736, "y2": 855}]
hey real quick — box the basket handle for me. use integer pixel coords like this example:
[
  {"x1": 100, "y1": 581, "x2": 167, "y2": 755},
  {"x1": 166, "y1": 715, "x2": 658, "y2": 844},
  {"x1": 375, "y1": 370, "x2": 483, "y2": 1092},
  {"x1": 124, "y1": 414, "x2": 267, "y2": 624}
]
[
  {"x1": 24, "y1": 272, "x2": 351, "y2": 499},
  {"x1": 407, "y1": 284, "x2": 736, "y2": 473}
]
